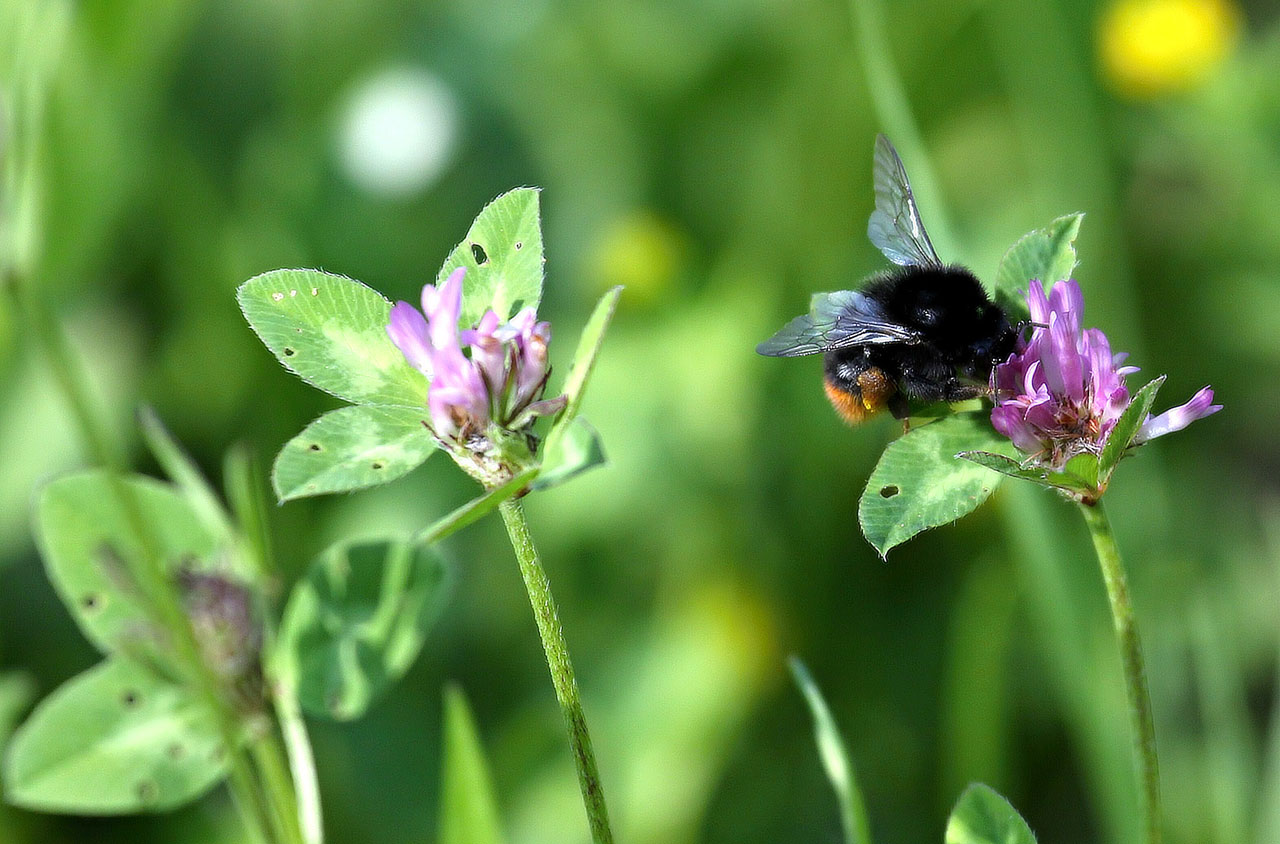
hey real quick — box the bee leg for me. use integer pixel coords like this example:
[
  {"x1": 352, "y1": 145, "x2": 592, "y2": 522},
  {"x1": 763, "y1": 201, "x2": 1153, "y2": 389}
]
[
  {"x1": 940, "y1": 380, "x2": 985, "y2": 402},
  {"x1": 887, "y1": 391, "x2": 911, "y2": 434}
]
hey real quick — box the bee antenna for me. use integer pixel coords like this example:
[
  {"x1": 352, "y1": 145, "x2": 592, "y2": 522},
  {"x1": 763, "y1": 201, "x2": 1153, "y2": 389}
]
[{"x1": 1015, "y1": 319, "x2": 1049, "y2": 332}]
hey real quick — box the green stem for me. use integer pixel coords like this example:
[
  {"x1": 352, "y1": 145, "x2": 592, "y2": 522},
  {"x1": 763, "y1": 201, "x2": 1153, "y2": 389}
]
[
  {"x1": 251, "y1": 731, "x2": 306, "y2": 844},
  {"x1": 1079, "y1": 501, "x2": 1161, "y2": 844},
  {"x1": 226, "y1": 447, "x2": 322, "y2": 844},
  {"x1": 498, "y1": 499, "x2": 613, "y2": 844},
  {"x1": 7, "y1": 274, "x2": 278, "y2": 844},
  {"x1": 274, "y1": 686, "x2": 324, "y2": 844}
]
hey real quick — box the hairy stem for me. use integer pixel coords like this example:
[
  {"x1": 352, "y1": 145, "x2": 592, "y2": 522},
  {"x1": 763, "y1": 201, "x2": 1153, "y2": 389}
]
[
  {"x1": 1080, "y1": 501, "x2": 1162, "y2": 844},
  {"x1": 498, "y1": 498, "x2": 613, "y2": 844}
]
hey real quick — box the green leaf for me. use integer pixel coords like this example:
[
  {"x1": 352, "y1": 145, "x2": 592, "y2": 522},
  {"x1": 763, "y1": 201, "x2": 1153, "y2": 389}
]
[
  {"x1": 1098, "y1": 376, "x2": 1164, "y2": 483},
  {"x1": 4, "y1": 657, "x2": 226, "y2": 814},
  {"x1": 437, "y1": 188, "x2": 545, "y2": 329},
  {"x1": 277, "y1": 538, "x2": 450, "y2": 720},
  {"x1": 34, "y1": 471, "x2": 223, "y2": 658},
  {"x1": 439, "y1": 684, "x2": 505, "y2": 844},
  {"x1": 789, "y1": 658, "x2": 872, "y2": 844},
  {"x1": 858, "y1": 413, "x2": 1011, "y2": 557},
  {"x1": 138, "y1": 407, "x2": 235, "y2": 542},
  {"x1": 237, "y1": 269, "x2": 427, "y2": 406},
  {"x1": 414, "y1": 467, "x2": 539, "y2": 545},
  {"x1": 0, "y1": 673, "x2": 36, "y2": 744},
  {"x1": 272, "y1": 405, "x2": 437, "y2": 502},
  {"x1": 1062, "y1": 453, "x2": 1100, "y2": 491},
  {"x1": 993, "y1": 214, "x2": 1084, "y2": 318},
  {"x1": 956, "y1": 451, "x2": 1094, "y2": 497},
  {"x1": 945, "y1": 783, "x2": 1037, "y2": 844},
  {"x1": 556, "y1": 286, "x2": 622, "y2": 427},
  {"x1": 532, "y1": 417, "x2": 606, "y2": 492}
]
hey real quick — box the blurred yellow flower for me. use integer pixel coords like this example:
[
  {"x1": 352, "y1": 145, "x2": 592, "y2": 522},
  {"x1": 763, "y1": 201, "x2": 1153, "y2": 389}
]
[
  {"x1": 588, "y1": 211, "x2": 686, "y2": 306},
  {"x1": 1099, "y1": 0, "x2": 1241, "y2": 98}
]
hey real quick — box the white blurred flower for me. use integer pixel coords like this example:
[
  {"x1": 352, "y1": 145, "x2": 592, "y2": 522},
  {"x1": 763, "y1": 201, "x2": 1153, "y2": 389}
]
[{"x1": 338, "y1": 68, "x2": 458, "y2": 197}]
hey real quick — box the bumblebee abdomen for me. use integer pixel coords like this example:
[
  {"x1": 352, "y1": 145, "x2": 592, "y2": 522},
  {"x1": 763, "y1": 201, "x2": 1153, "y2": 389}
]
[{"x1": 823, "y1": 365, "x2": 895, "y2": 425}]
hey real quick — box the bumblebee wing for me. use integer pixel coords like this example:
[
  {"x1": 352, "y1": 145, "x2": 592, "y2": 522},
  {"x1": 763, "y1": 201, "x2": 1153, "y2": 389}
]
[
  {"x1": 756, "y1": 290, "x2": 921, "y2": 357},
  {"x1": 867, "y1": 134, "x2": 944, "y2": 268}
]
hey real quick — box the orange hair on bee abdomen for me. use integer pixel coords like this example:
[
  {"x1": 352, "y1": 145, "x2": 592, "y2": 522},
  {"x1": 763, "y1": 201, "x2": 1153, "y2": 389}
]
[{"x1": 823, "y1": 367, "x2": 895, "y2": 425}]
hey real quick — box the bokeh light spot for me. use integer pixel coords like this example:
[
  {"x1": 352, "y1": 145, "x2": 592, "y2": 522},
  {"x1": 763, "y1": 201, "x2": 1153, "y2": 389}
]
[{"x1": 338, "y1": 68, "x2": 459, "y2": 197}]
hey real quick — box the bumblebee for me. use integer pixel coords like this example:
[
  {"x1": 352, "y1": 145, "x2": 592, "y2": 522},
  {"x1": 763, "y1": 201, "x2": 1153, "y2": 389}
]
[{"x1": 757, "y1": 135, "x2": 1017, "y2": 424}]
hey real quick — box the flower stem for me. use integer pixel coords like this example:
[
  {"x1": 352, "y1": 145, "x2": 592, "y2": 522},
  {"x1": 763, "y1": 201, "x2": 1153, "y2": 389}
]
[
  {"x1": 250, "y1": 730, "x2": 306, "y2": 844},
  {"x1": 275, "y1": 688, "x2": 324, "y2": 844},
  {"x1": 225, "y1": 449, "x2": 321, "y2": 844},
  {"x1": 498, "y1": 498, "x2": 614, "y2": 844},
  {"x1": 1079, "y1": 500, "x2": 1161, "y2": 844}
]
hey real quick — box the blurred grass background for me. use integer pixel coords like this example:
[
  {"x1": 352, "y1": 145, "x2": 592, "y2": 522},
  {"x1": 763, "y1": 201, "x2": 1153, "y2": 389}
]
[{"x1": 1, "y1": 0, "x2": 1278, "y2": 842}]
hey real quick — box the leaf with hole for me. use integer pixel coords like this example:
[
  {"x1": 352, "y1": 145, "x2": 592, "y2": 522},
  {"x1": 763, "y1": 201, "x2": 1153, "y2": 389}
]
[
  {"x1": 993, "y1": 214, "x2": 1083, "y2": 319},
  {"x1": 439, "y1": 684, "x2": 505, "y2": 844},
  {"x1": 272, "y1": 405, "x2": 437, "y2": 502},
  {"x1": 532, "y1": 417, "x2": 606, "y2": 492},
  {"x1": 277, "y1": 538, "x2": 450, "y2": 720},
  {"x1": 237, "y1": 269, "x2": 428, "y2": 406},
  {"x1": 790, "y1": 658, "x2": 871, "y2": 844},
  {"x1": 858, "y1": 413, "x2": 1013, "y2": 558},
  {"x1": 945, "y1": 783, "x2": 1038, "y2": 844},
  {"x1": 4, "y1": 657, "x2": 226, "y2": 814},
  {"x1": 34, "y1": 470, "x2": 232, "y2": 660},
  {"x1": 1098, "y1": 376, "x2": 1164, "y2": 483},
  {"x1": 436, "y1": 188, "x2": 545, "y2": 329}
]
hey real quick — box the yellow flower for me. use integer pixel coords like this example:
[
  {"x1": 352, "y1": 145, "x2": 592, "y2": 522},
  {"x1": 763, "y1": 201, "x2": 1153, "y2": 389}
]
[
  {"x1": 588, "y1": 211, "x2": 686, "y2": 306},
  {"x1": 1099, "y1": 0, "x2": 1241, "y2": 98}
]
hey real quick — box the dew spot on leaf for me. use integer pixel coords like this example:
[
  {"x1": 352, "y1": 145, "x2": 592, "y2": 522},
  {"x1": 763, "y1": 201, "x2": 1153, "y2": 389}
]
[
  {"x1": 167, "y1": 742, "x2": 185, "y2": 760},
  {"x1": 880, "y1": 485, "x2": 900, "y2": 498},
  {"x1": 272, "y1": 292, "x2": 284, "y2": 302},
  {"x1": 121, "y1": 690, "x2": 141, "y2": 708},
  {"x1": 81, "y1": 593, "x2": 103, "y2": 612},
  {"x1": 514, "y1": 241, "x2": 523, "y2": 250},
  {"x1": 470, "y1": 242, "x2": 488, "y2": 265},
  {"x1": 371, "y1": 462, "x2": 383, "y2": 470},
  {"x1": 283, "y1": 347, "x2": 296, "y2": 357},
  {"x1": 309, "y1": 443, "x2": 322, "y2": 452}
]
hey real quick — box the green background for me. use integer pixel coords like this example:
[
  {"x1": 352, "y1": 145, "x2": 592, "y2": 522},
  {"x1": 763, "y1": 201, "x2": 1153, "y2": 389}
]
[{"x1": 1, "y1": 0, "x2": 1276, "y2": 842}]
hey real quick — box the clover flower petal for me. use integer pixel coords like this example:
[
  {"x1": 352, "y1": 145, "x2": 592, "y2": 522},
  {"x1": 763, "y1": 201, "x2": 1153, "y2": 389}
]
[{"x1": 1136, "y1": 385, "x2": 1222, "y2": 442}]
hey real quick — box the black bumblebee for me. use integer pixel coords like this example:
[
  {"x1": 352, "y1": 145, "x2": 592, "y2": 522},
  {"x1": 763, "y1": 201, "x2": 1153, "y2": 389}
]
[{"x1": 757, "y1": 135, "x2": 1017, "y2": 425}]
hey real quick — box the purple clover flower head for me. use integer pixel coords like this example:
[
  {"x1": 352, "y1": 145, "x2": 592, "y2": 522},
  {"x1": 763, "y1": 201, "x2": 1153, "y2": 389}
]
[
  {"x1": 386, "y1": 267, "x2": 564, "y2": 446},
  {"x1": 991, "y1": 279, "x2": 1220, "y2": 467}
]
